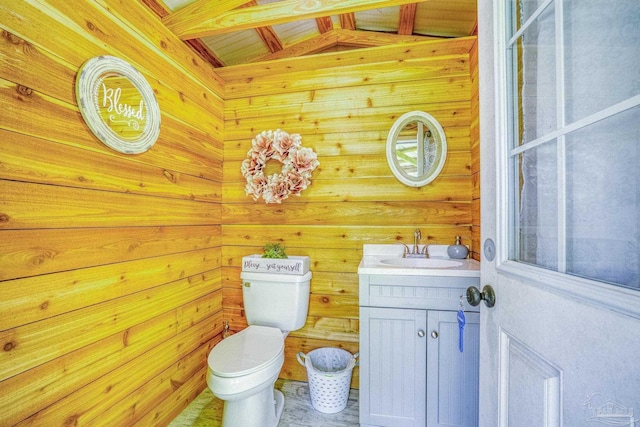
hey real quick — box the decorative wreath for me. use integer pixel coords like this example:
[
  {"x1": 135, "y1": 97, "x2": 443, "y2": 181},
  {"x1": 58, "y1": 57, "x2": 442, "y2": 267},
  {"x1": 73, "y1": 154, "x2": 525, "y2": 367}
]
[{"x1": 241, "y1": 129, "x2": 319, "y2": 204}]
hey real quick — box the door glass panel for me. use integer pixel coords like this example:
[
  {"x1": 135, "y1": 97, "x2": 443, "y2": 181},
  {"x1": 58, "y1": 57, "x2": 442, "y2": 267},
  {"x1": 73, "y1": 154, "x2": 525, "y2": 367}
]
[
  {"x1": 507, "y1": 0, "x2": 640, "y2": 290},
  {"x1": 510, "y1": 3, "x2": 556, "y2": 146},
  {"x1": 566, "y1": 107, "x2": 640, "y2": 288},
  {"x1": 510, "y1": 0, "x2": 552, "y2": 36},
  {"x1": 564, "y1": 0, "x2": 640, "y2": 123},
  {"x1": 516, "y1": 141, "x2": 558, "y2": 271}
]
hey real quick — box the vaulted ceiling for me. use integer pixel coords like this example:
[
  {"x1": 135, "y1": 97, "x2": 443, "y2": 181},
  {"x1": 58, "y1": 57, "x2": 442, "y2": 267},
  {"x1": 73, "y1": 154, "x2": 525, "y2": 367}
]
[{"x1": 145, "y1": 0, "x2": 478, "y2": 68}]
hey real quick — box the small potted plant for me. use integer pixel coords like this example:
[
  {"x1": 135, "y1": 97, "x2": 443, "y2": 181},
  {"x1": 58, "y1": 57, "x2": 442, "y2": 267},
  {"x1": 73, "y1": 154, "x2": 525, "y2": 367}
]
[
  {"x1": 262, "y1": 243, "x2": 288, "y2": 259},
  {"x1": 242, "y1": 242, "x2": 310, "y2": 275}
]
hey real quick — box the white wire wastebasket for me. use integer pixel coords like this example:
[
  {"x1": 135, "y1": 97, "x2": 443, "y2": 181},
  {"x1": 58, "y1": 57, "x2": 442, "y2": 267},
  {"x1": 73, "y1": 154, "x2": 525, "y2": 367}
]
[{"x1": 296, "y1": 347, "x2": 359, "y2": 413}]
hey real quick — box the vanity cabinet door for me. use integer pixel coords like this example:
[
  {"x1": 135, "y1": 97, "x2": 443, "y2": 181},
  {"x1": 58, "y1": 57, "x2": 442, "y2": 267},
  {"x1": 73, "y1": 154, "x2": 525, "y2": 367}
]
[
  {"x1": 426, "y1": 310, "x2": 480, "y2": 427},
  {"x1": 360, "y1": 307, "x2": 427, "y2": 427}
]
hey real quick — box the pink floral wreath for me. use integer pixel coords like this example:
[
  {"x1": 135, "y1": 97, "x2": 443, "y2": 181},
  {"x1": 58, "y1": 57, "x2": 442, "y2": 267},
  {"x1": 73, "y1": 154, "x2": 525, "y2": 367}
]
[{"x1": 241, "y1": 129, "x2": 319, "y2": 204}]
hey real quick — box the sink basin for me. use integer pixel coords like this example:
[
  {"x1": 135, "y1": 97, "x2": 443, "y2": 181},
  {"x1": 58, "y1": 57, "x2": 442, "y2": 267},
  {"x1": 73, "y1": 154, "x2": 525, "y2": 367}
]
[{"x1": 380, "y1": 258, "x2": 463, "y2": 269}]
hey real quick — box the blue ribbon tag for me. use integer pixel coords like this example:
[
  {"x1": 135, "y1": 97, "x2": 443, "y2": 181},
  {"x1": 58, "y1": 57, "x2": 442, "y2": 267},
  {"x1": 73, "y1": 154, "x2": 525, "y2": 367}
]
[{"x1": 457, "y1": 309, "x2": 466, "y2": 352}]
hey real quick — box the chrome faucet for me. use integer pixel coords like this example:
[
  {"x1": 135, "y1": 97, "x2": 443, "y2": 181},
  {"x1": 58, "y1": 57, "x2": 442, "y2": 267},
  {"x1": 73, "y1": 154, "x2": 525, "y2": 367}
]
[{"x1": 397, "y1": 229, "x2": 427, "y2": 258}]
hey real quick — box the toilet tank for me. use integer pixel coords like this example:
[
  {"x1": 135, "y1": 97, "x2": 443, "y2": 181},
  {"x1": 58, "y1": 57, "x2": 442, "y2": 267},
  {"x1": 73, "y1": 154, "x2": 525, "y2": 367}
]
[{"x1": 239, "y1": 271, "x2": 311, "y2": 331}]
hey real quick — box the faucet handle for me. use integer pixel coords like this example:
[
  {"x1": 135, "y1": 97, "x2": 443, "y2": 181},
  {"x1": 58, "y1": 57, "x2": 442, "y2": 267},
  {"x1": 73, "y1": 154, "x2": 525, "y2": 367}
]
[{"x1": 396, "y1": 242, "x2": 410, "y2": 257}]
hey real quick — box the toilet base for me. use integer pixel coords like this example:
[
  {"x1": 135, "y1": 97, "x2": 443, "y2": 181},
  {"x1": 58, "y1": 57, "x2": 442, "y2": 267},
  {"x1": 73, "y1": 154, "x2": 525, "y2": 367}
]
[
  {"x1": 274, "y1": 389, "x2": 284, "y2": 422},
  {"x1": 220, "y1": 385, "x2": 284, "y2": 427}
]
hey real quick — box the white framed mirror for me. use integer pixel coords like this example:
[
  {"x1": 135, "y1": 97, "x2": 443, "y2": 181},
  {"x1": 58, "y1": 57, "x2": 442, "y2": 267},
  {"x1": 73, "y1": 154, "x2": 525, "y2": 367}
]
[
  {"x1": 76, "y1": 56, "x2": 161, "y2": 154},
  {"x1": 386, "y1": 111, "x2": 447, "y2": 187}
]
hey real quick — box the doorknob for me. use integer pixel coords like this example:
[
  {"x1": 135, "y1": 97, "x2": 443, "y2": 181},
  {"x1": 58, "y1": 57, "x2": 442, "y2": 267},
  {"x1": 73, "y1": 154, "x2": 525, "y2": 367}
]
[{"x1": 466, "y1": 285, "x2": 496, "y2": 308}]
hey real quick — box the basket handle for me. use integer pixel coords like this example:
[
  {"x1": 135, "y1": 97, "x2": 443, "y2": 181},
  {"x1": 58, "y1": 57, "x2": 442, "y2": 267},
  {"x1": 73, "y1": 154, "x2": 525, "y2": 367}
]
[
  {"x1": 353, "y1": 352, "x2": 360, "y2": 367},
  {"x1": 296, "y1": 351, "x2": 307, "y2": 367}
]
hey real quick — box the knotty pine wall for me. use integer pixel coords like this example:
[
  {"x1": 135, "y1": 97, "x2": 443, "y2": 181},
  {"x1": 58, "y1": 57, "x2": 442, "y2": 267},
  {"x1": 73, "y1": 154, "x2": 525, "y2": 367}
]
[
  {"x1": 0, "y1": 1, "x2": 480, "y2": 422},
  {"x1": 0, "y1": 1, "x2": 223, "y2": 425},
  {"x1": 217, "y1": 36, "x2": 479, "y2": 387},
  {"x1": 470, "y1": 39, "x2": 481, "y2": 261}
]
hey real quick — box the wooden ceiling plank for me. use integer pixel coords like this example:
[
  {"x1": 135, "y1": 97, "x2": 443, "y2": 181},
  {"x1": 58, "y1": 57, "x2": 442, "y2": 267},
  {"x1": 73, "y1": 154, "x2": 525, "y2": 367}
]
[
  {"x1": 316, "y1": 16, "x2": 334, "y2": 34},
  {"x1": 398, "y1": 3, "x2": 417, "y2": 35},
  {"x1": 167, "y1": 0, "x2": 429, "y2": 40}
]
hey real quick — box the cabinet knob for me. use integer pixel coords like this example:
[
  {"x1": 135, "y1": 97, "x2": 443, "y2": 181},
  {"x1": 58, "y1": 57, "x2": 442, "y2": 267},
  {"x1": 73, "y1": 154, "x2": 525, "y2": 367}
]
[
  {"x1": 431, "y1": 330, "x2": 438, "y2": 339},
  {"x1": 417, "y1": 330, "x2": 426, "y2": 337}
]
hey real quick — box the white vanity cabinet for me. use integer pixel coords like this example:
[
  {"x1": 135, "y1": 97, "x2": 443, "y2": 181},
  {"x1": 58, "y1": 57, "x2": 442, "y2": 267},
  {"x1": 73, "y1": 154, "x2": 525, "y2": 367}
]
[{"x1": 359, "y1": 274, "x2": 480, "y2": 427}]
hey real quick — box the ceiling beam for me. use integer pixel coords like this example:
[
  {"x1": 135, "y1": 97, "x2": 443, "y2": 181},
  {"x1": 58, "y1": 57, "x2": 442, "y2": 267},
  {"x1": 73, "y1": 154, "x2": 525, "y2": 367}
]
[
  {"x1": 185, "y1": 39, "x2": 226, "y2": 68},
  {"x1": 315, "y1": 16, "x2": 334, "y2": 34},
  {"x1": 140, "y1": 0, "x2": 168, "y2": 18},
  {"x1": 141, "y1": 0, "x2": 226, "y2": 67},
  {"x1": 165, "y1": 0, "x2": 429, "y2": 40},
  {"x1": 339, "y1": 13, "x2": 356, "y2": 31},
  {"x1": 256, "y1": 31, "x2": 339, "y2": 62},
  {"x1": 241, "y1": 1, "x2": 283, "y2": 53},
  {"x1": 335, "y1": 28, "x2": 439, "y2": 47},
  {"x1": 398, "y1": 3, "x2": 417, "y2": 35},
  {"x1": 163, "y1": 0, "x2": 250, "y2": 29},
  {"x1": 255, "y1": 25, "x2": 284, "y2": 53},
  {"x1": 470, "y1": 19, "x2": 478, "y2": 35}
]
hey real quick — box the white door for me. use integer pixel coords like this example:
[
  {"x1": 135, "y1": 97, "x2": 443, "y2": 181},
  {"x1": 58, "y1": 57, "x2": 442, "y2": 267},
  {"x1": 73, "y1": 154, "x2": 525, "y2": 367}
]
[{"x1": 478, "y1": 0, "x2": 640, "y2": 426}]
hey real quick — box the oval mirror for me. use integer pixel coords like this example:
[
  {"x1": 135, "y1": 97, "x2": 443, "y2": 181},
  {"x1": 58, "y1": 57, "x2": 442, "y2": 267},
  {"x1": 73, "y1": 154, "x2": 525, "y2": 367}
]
[
  {"x1": 386, "y1": 111, "x2": 447, "y2": 187},
  {"x1": 76, "y1": 56, "x2": 161, "y2": 154}
]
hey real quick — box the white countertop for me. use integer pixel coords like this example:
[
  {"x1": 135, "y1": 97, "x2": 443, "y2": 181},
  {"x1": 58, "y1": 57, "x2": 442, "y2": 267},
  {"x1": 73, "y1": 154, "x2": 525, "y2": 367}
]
[{"x1": 358, "y1": 244, "x2": 480, "y2": 277}]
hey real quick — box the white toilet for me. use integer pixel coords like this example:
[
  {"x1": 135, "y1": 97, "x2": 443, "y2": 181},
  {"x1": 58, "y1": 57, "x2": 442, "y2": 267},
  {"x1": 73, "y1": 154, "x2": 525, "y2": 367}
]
[{"x1": 206, "y1": 270, "x2": 312, "y2": 427}]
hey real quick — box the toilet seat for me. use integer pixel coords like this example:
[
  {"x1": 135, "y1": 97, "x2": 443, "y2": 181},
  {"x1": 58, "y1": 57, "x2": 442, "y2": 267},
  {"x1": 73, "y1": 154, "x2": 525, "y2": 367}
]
[{"x1": 208, "y1": 325, "x2": 284, "y2": 378}]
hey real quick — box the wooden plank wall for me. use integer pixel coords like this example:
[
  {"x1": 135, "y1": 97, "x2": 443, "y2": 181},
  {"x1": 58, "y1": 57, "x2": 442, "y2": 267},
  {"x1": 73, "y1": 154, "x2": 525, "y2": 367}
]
[
  {"x1": 217, "y1": 36, "x2": 478, "y2": 387},
  {"x1": 0, "y1": 1, "x2": 223, "y2": 425},
  {"x1": 470, "y1": 39, "x2": 481, "y2": 261}
]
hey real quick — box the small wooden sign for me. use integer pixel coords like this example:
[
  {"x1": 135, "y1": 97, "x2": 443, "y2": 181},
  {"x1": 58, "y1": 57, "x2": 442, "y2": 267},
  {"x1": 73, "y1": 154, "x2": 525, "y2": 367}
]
[{"x1": 242, "y1": 255, "x2": 310, "y2": 275}]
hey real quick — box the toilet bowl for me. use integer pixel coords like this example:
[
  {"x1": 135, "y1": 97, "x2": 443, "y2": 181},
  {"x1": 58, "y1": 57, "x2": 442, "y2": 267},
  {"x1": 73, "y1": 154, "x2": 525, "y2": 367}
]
[
  {"x1": 207, "y1": 270, "x2": 311, "y2": 427},
  {"x1": 207, "y1": 325, "x2": 286, "y2": 427}
]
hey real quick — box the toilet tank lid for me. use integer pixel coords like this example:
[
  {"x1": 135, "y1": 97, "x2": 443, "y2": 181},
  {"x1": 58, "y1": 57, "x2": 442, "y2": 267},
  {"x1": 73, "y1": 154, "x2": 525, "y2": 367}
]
[{"x1": 240, "y1": 271, "x2": 312, "y2": 282}]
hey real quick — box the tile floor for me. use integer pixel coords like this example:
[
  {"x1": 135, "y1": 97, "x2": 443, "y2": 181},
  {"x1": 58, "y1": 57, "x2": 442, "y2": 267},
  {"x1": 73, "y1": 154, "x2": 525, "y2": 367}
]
[{"x1": 168, "y1": 379, "x2": 359, "y2": 427}]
